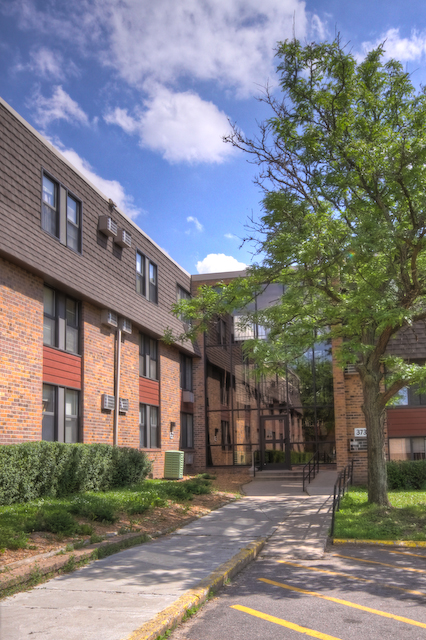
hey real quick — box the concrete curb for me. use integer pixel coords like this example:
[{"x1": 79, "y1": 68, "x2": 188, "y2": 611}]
[
  {"x1": 124, "y1": 538, "x2": 266, "y2": 640},
  {"x1": 333, "y1": 538, "x2": 426, "y2": 548}
]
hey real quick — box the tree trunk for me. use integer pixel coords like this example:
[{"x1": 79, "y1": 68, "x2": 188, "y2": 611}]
[{"x1": 361, "y1": 372, "x2": 390, "y2": 506}]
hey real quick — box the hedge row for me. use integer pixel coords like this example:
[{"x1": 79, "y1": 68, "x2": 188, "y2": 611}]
[
  {"x1": 387, "y1": 460, "x2": 426, "y2": 490},
  {"x1": 0, "y1": 442, "x2": 152, "y2": 505}
]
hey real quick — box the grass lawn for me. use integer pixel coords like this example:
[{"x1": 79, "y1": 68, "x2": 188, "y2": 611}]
[
  {"x1": 0, "y1": 476, "x2": 213, "y2": 552},
  {"x1": 334, "y1": 487, "x2": 426, "y2": 540}
]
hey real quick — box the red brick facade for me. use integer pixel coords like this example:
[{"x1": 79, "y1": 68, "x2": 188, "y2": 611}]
[{"x1": 0, "y1": 258, "x2": 43, "y2": 443}]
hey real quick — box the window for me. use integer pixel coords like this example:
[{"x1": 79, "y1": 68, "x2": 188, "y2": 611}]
[
  {"x1": 181, "y1": 413, "x2": 194, "y2": 449},
  {"x1": 218, "y1": 318, "x2": 226, "y2": 345},
  {"x1": 392, "y1": 385, "x2": 426, "y2": 407},
  {"x1": 177, "y1": 286, "x2": 191, "y2": 323},
  {"x1": 220, "y1": 371, "x2": 230, "y2": 405},
  {"x1": 43, "y1": 286, "x2": 80, "y2": 354},
  {"x1": 140, "y1": 404, "x2": 159, "y2": 448},
  {"x1": 42, "y1": 175, "x2": 58, "y2": 237},
  {"x1": 41, "y1": 172, "x2": 81, "y2": 252},
  {"x1": 136, "y1": 251, "x2": 158, "y2": 303},
  {"x1": 180, "y1": 353, "x2": 193, "y2": 390},
  {"x1": 139, "y1": 333, "x2": 158, "y2": 379},
  {"x1": 389, "y1": 437, "x2": 426, "y2": 461},
  {"x1": 221, "y1": 420, "x2": 231, "y2": 450},
  {"x1": 42, "y1": 384, "x2": 79, "y2": 442}
]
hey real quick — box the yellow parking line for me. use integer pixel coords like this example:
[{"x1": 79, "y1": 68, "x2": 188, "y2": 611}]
[
  {"x1": 259, "y1": 578, "x2": 426, "y2": 629},
  {"x1": 276, "y1": 560, "x2": 426, "y2": 597},
  {"x1": 388, "y1": 549, "x2": 426, "y2": 560},
  {"x1": 333, "y1": 553, "x2": 426, "y2": 573},
  {"x1": 231, "y1": 605, "x2": 342, "y2": 639}
]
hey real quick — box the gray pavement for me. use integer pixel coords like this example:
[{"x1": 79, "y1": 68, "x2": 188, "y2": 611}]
[{"x1": 0, "y1": 470, "x2": 336, "y2": 640}]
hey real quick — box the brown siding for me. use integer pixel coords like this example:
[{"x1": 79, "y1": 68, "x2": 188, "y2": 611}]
[
  {"x1": 0, "y1": 100, "x2": 196, "y2": 356},
  {"x1": 43, "y1": 346, "x2": 81, "y2": 389},
  {"x1": 387, "y1": 408, "x2": 426, "y2": 437},
  {"x1": 139, "y1": 378, "x2": 160, "y2": 406}
]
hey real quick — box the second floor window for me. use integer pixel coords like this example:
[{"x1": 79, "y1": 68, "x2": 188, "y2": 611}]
[
  {"x1": 136, "y1": 251, "x2": 158, "y2": 303},
  {"x1": 43, "y1": 286, "x2": 79, "y2": 354},
  {"x1": 140, "y1": 333, "x2": 158, "y2": 380},
  {"x1": 177, "y1": 286, "x2": 191, "y2": 323},
  {"x1": 42, "y1": 173, "x2": 81, "y2": 252},
  {"x1": 180, "y1": 353, "x2": 192, "y2": 391}
]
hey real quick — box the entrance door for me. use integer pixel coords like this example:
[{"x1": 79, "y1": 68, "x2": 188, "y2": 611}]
[{"x1": 259, "y1": 415, "x2": 291, "y2": 470}]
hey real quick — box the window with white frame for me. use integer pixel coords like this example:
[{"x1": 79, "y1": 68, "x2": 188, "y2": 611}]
[
  {"x1": 139, "y1": 333, "x2": 158, "y2": 380},
  {"x1": 139, "y1": 404, "x2": 159, "y2": 448}
]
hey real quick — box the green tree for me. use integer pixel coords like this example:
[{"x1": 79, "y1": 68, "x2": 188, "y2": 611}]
[{"x1": 176, "y1": 38, "x2": 426, "y2": 506}]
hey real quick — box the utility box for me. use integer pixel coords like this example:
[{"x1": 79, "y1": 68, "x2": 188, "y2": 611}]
[{"x1": 164, "y1": 450, "x2": 184, "y2": 479}]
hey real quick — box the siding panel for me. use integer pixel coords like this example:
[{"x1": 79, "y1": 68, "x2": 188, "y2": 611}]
[
  {"x1": 139, "y1": 377, "x2": 160, "y2": 406},
  {"x1": 387, "y1": 407, "x2": 426, "y2": 437},
  {"x1": 43, "y1": 346, "x2": 82, "y2": 388}
]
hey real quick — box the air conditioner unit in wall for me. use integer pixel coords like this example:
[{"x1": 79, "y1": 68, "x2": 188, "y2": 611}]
[
  {"x1": 182, "y1": 390, "x2": 194, "y2": 403},
  {"x1": 115, "y1": 229, "x2": 132, "y2": 248},
  {"x1": 344, "y1": 364, "x2": 357, "y2": 375},
  {"x1": 119, "y1": 318, "x2": 132, "y2": 334},
  {"x1": 119, "y1": 398, "x2": 129, "y2": 413},
  {"x1": 101, "y1": 309, "x2": 118, "y2": 328},
  {"x1": 101, "y1": 394, "x2": 115, "y2": 411},
  {"x1": 184, "y1": 453, "x2": 194, "y2": 465},
  {"x1": 98, "y1": 216, "x2": 118, "y2": 237}
]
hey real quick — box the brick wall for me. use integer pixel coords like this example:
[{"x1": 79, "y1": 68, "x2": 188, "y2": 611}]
[
  {"x1": 81, "y1": 301, "x2": 115, "y2": 444},
  {"x1": 0, "y1": 257, "x2": 43, "y2": 443},
  {"x1": 191, "y1": 334, "x2": 206, "y2": 472}
]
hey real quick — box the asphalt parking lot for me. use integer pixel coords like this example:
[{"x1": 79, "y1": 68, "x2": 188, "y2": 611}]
[{"x1": 171, "y1": 544, "x2": 426, "y2": 640}]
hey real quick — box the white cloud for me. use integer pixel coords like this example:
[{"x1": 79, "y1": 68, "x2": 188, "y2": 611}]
[
  {"x1": 105, "y1": 87, "x2": 235, "y2": 164},
  {"x1": 30, "y1": 47, "x2": 64, "y2": 79},
  {"x1": 96, "y1": 0, "x2": 316, "y2": 98},
  {"x1": 361, "y1": 28, "x2": 426, "y2": 61},
  {"x1": 11, "y1": 1, "x2": 323, "y2": 97},
  {"x1": 225, "y1": 233, "x2": 238, "y2": 240},
  {"x1": 196, "y1": 253, "x2": 247, "y2": 274},
  {"x1": 31, "y1": 85, "x2": 89, "y2": 128},
  {"x1": 52, "y1": 142, "x2": 142, "y2": 219},
  {"x1": 187, "y1": 216, "x2": 203, "y2": 232}
]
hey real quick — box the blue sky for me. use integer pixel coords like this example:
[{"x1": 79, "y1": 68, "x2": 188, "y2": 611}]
[{"x1": 2, "y1": 1, "x2": 426, "y2": 274}]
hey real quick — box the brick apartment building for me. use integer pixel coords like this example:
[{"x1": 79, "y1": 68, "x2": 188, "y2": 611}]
[{"x1": 1, "y1": 97, "x2": 426, "y2": 482}]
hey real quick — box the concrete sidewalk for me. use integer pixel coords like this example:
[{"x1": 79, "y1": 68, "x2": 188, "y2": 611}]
[{"x1": 0, "y1": 471, "x2": 336, "y2": 640}]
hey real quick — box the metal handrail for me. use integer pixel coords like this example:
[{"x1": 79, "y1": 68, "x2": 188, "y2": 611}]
[
  {"x1": 330, "y1": 459, "x2": 354, "y2": 539},
  {"x1": 302, "y1": 450, "x2": 320, "y2": 492}
]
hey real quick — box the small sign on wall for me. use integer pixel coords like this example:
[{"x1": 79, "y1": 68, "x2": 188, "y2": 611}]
[{"x1": 354, "y1": 428, "x2": 367, "y2": 438}]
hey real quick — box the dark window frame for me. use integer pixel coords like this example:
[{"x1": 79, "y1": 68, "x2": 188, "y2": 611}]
[
  {"x1": 177, "y1": 285, "x2": 191, "y2": 323},
  {"x1": 180, "y1": 413, "x2": 194, "y2": 449},
  {"x1": 139, "y1": 403, "x2": 160, "y2": 449},
  {"x1": 42, "y1": 383, "x2": 80, "y2": 443},
  {"x1": 139, "y1": 333, "x2": 158, "y2": 380},
  {"x1": 180, "y1": 353, "x2": 193, "y2": 391},
  {"x1": 43, "y1": 285, "x2": 80, "y2": 355},
  {"x1": 136, "y1": 251, "x2": 158, "y2": 304},
  {"x1": 41, "y1": 169, "x2": 83, "y2": 254}
]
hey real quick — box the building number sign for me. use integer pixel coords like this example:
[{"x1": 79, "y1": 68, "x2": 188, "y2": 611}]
[{"x1": 354, "y1": 428, "x2": 367, "y2": 438}]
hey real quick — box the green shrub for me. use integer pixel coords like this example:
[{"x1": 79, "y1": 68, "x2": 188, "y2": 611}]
[
  {"x1": 68, "y1": 495, "x2": 118, "y2": 523},
  {"x1": 0, "y1": 442, "x2": 152, "y2": 505},
  {"x1": 387, "y1": 460, "x2": 426, "y2": 490},
  {"x1": 0, "y1": 527, "x2": 28, "y2": 551},
  {"x1": 26, "y1": 507, "x2": 78, "y2": 536}
]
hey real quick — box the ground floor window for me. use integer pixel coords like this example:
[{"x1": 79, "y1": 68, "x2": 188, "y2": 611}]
[
  {"x1": 180, "y1": 413, "x2": 193, "y2": 449},
  {"x1": 389, "y1": 437, "x2": 426, "y2": 461},
  {"x1": 42, "y1": 384, "x2": 79, "y2": 443},
  {"x1": 140, "y1": 404, "x2": 159, "y2": 448}
]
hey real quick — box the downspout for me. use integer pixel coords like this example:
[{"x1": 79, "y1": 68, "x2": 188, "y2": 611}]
[{"x1": 114, "y1": 327, "x2": 122, "y2": 446}]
